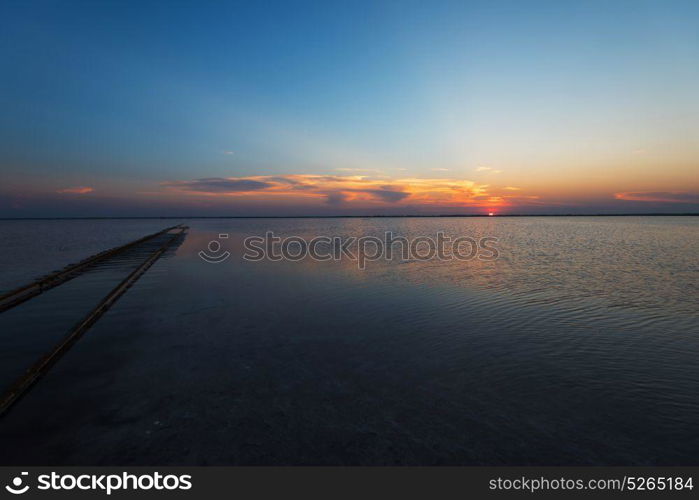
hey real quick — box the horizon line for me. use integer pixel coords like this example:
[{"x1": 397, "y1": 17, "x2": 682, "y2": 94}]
[{"x1": 2, "y1": 213, "x2": 699, "y2": 220}]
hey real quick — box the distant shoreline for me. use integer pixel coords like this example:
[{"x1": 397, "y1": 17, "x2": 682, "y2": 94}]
[{"x1": 1, "y1": 213, "x2": 698, "y2": 220}]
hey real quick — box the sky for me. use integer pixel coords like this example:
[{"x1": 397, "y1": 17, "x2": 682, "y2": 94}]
[{"x1": 1, "y1": 0, "x2": 698, "y2": 216}]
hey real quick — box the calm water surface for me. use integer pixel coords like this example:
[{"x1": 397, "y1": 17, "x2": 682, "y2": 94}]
[{"x1": 0, "y1": 217, "x2": 697, "y2": 464}]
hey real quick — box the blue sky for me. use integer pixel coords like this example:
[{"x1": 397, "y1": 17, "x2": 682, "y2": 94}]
[{"x1": 1, "y1": 0, "x2": 698, "y2": 216}]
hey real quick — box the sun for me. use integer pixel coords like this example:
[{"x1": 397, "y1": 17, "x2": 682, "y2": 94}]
[{"x1": 488, "y1": 212, "x2": 495, "y2": 216}]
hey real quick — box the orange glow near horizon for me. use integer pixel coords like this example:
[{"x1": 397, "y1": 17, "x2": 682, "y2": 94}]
[
  {"x1": 150, "y1": 172, "x2": 699, "y2": 213},
  {"x1": 160, "y1": 174, "x2": 511, "y2": 209}
]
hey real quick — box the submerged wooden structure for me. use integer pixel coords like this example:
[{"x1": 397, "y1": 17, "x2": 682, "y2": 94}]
[{"x1": 0, "y1": 224, "x2": 188, "y2": 416}]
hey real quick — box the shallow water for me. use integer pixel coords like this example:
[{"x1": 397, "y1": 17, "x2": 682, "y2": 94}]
[
  {"x1": 0, "y1": 217, "x2": 697, "y2": 464},
  {"x1": 0, "y1": 219, "x2": 176, "y2": 294}
]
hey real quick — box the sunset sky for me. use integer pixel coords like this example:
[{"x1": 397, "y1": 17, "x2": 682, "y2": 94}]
[{"x1": 1, "y1": 0, "x2": 698, "y2": 216}]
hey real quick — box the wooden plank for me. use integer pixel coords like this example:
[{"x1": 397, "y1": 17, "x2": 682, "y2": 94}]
[
  {"x1": 0, "y1": 224, "x2": 182, "y2": 313},
  {"x1": 0, "y1": 226, "x2": 188, "y2": 417}
]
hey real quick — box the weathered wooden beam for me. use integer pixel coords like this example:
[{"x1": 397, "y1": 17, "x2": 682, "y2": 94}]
[
  {"x1": 0, "y1": 226, "x2": 188, "y2": 417},
  {"x1": 0, "y1": 224, "x2": 183, "y2": 313}
]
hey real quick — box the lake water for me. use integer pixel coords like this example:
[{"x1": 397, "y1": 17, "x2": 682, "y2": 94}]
[{"x1": 0, "y1": 217, "x2": 697, "y2": 465}]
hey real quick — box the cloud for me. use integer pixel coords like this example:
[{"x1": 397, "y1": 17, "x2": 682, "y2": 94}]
[
  {"x1": 223, "y1": 150, "x2": 234, "y2": 155},
  {"x1": 503, "y1": 186, "x2": 521, "y2": 191},
  {"x1": 56, "y1": 186, "x2": 93, "y2": 194},
  {"x1": 361, "y1": 189, "x2": 411, "y2": 203},
  {"x1": 475, "y1": 166, "x2": 502, "y2": 174},
  {"x1": 324, "y1": 191, "x2": 348, "y2": 205},
  {"x1": 162, "y1": 174, "x2": 493, "y2": 207},
  {"x1": 614, "y1": 191, "x2": 699, "y2": 203},
  {"x1": 163, "y1": 178, "x2": 272, "y2": 193},
  {"x1": 335, "y1": 167, "x2": 382, "y2": 173},
  {"x1": 431, "y1": 168, "x2": 449, "y2": 171}
]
